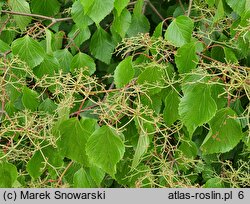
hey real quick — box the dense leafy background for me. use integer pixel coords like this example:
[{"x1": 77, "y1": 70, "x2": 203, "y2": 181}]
[{"x1": 0, "y1": 0, "x2": 249, "y2": 187}]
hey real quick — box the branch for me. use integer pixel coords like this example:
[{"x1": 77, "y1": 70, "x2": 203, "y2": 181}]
[
  {"x1": 0, "y1": 15, "x2": 11, "y2": 35},
  {"x1": 145, "y1": 0, "x2": 168, "y2": 27},
  {"x1": 187, "y1": 0, "x2": 193, "y2": 17},
  {"x1": 1, "y1": 10, "x2": 72, "y2": 22},
  {"x1": 33, "y1": 21, "x2": 56, "y2": 39},
  {"x1": 198, "y1": 53, "x2": 250, "y2": 70},
  {"x1": 178, "y1": 0, "x2": 186, "y2": 15},
  {"x1": 65, "y1": 29, "x2": 81, "y2": 49},
  {"x1": 56, "y1": 160, "x2": 73, "y2": 186},
  {"x1": 1, "y1": 10, "x2": 72, "y2": 39},
  {"x1": 69, "y1": 104, "x2": 99, "y2": 117}
]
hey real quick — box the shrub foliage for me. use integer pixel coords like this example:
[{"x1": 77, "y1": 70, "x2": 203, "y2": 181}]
[{"x1": 0, "y1": 0, "x2": 249, "y2": 187}]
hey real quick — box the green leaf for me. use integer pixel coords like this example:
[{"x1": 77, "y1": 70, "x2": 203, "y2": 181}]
[
  {"x1": 0, "y1": 162, "x2": 18, "y2": 187},
  {"x1": 114, "y1": 0, "x2": 129, "y2": 16},
  {"x1": 223, "y1": 47, "x2": 238, "y2": 64},
  {"x1": 127, "y1": 13, "x2": 150, "y2": 37},
  {"x1": 132, "y1": 116, "x2": 154, "y2": 169},
  {"x1": 0, "y1": 17, "x2": 17, "y2": 44},
  {"x1": 6, "y1": 84, "x2": 21, "y2": 105},
  {"x1": 226, "y1": 0, "x2": 246, "y2": 16},
  {"x1": 73, "y1": 168, "x2": 96, "y2": 188},
  {"x1": 236, "y1": 36, "x2": 249, "y2": 59},
  {"x1": 38, "y1": 98, "x2": 57, "y2": 114},
  {"x1": 204, "y1": 178, "x2": 224, "y2": 188},
  {"x1": 51, "y1": 31, "x2": 64, "y2": 51},
  {"x1": 126, "y1": 0, "x2": 150, "y2": 37},
  {"x1": 31, "y1": 0, "x2": 60, "y2": 16},
  {"x1": 71, "y1": 0, "x2": 93, "y2": 30},
  {"x1": 9, "y1": 0, "x2": 31, "y2": 30},
  {"x1": 27, "y1": 146, "x2": 63, "y2": 179},
  {"x1": 133, "y1": 0, "x2": 144, "y2": 17},
  {"x1": 164, "y1": 15, "x2": 194, "y2": 47},
  {"x1": 211, "y1": 46, "x2": 225, "y2": 62},
  {"x1": 112, "y1": 9, "x2": 131, "y2": 38},
  {"x1": 205, "y1": 0, "x2": 215, "y2": 7},
  {"x1": 14, "y1": 95, "x2": 25, "y2": 111},
  {"x1": 68, "y1": 26, "x2": 91, "y2": 54},
  {"x1": 178, "y1": 140, "x2": 198, "y2": 159},
  {"x1": 26, "y1": 150, "x2": 45, "y2": 179},
  {"x1": 175, "y1": 42, "x2": 200, "y2": 73},
  {"x1": 0, "y1": 2, "x2": 4, "y2": 8},
  {"x1": 84, "y1": 0, "x2": 114, "y2": 25},
  {"x1": 70, "y1": 52, "x2": 96, "y2": 75},
  {"x1": 73, "y1": 166, "x2": 105, "y2": 187},
  {"x1": 33, "y1": 54, "x2": 59, "y2": 78},
  {"x1": 54, "y1": 49, "x2": 73, "y2": 73},
  {"x1": 0, "y1": 39, "x2": 11, "y2": 53},
  {"x1": 80, "y1": 117, "x2": 99, "y2": 139},
  {"x1": 211, "y1": 84, "x2": 227, "y2": 109},
  {"x1": 153, "y1": 22, "x2": 163, "y2": 38},
  {"x1": 131, "y1": 131, "x2": 150, "y2": 169},
  {"x1": 80, "y1": 0, "x2": 94, "y2": 14},
  {"x1": 137, "y1": 66, "x2": 165, "y2": 95},
  {"x1": 231, "y1": 99, "x2": 248, "y2": 129},
  {"x1": 88, "y1": 165, "x2": 105, "y2": 186},
  {"x1": 140, "y1": 93, "x2": 162, "y2": 114},
  {"x1": 45, "y1": 29, "x2": 53, "y2": 54},
  {"x1": 11, "y1": 35, "x2": 46, "y2": 68},
  {"x1": 4, "y1": 102, "x2": 18, "y2": 116},
  {"x1": 214, "y1": 0, "x2": 224, "y2": 22},
  {"x1": 90, "y1": 27, "x2": 116, "y2": 64},
  {"x1": 22, "y1": 86, "x2": 40, "y2": 111},
  {"x1": 179, "y1": 84, "x2": 217, "y2": 136},
  {"x1": 201, "y1": 108, "x2": 243, "y2": 154},
  {"x1": 175, "y1": 140, "x2": 199, "y2": 172},
  {"x1": 163, "y1": 90, "x2": 180, "y2": 126},
  {"x1": 57, "y1": 118, "x2": 89, "y2": 165},
  {"x1": 114, "y1": 56, "x2": 134, "y2": 88},
  {"x1": 242, "y1": 132, "x2": 250, "y2": 151},
  {"x1": 86, "y1": 125, "x2": 125, "y2": 177}
]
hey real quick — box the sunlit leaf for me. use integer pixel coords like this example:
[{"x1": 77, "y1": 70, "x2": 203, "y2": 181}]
[
  {"x1": 90, "y1": 27, "x2": 116, "y2": 64},
  {"x1": 70, "y1": 52, "x2": 96, "y2": 75},
  {"x1": 201, "y1": 108, "x2": 243, "y2": 154},
  {"x1": 57, "y1": 118, "x2": 90, "y2": 165},
  {"x1": 31, "y1": 0, "x2": 60, "y2": 16},
  {"x1": 86, "y1": 126, "x2": 125, "y2": 177},
  {"x1": 179, "y1": 84, "x2": 217, "y2": 136},
  {"x1": 0, "y1": 162, "x2": 18, "y2": 187},
  {"x1": 12, "y1": 35, "x2": 46, "y2": 68},
  {"x1": 22, "y1": 86, "x2": 40, "y2": 111},
  {"x1": 114, "y1": 56, "x2": 134, "y2": 88},
  {"x1": 165, "y1": 15, "x2": 194, "y2": 47},
  {"x1": 9, "y1": 0, "x2": 31, "y2": 30}
]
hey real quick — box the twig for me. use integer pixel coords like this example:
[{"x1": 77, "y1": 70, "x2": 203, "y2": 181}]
[
  {"x1": 103, "y1": 82, "x2": 115, "y2": 100},
  {"x1": 69, "y1": 79, "x2": 135, "y2": 118},
  {"x1": 178, "y1": 0, "x2": 186, "y2": 15},
  {"x1": 33, "y1": 21, "x2": 55, "y2": 39},
  {"x1": 57, "y1": 160, "x2": 73, "y2": 186},
  {"x1": 0, "y1": 15, "x2": 11, "y2": 35},
  {"x1": 0, "y1": 50, "x2": 12, "y2": 121},
  {"x1": 146, "y1": 0, "x2": 168, "y2": 27},
  {"x1": 187, "y1": 0, "x2": 193, "y2": 17},
  {"x1": 76, "y1": 95, "x2": 89, "y2": 117},
  {"x1": 69, "y1": 104, "x2": 99, "y2": 117},
  {"x1": 65, "y1": 29, "x2": 81, "y2": 49},
  {"x1": 198, "y1": 53, "x2": 250, "y2": 70},
  {"x1": 128, "y1": 1, "x2": 137, "y2": 6},
  {"x1": 1, "y1": 10, "x2": 72, "y2": 39},
  {"x1": 1, "y1": 10, "x2": 72, "y2": 22}
]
